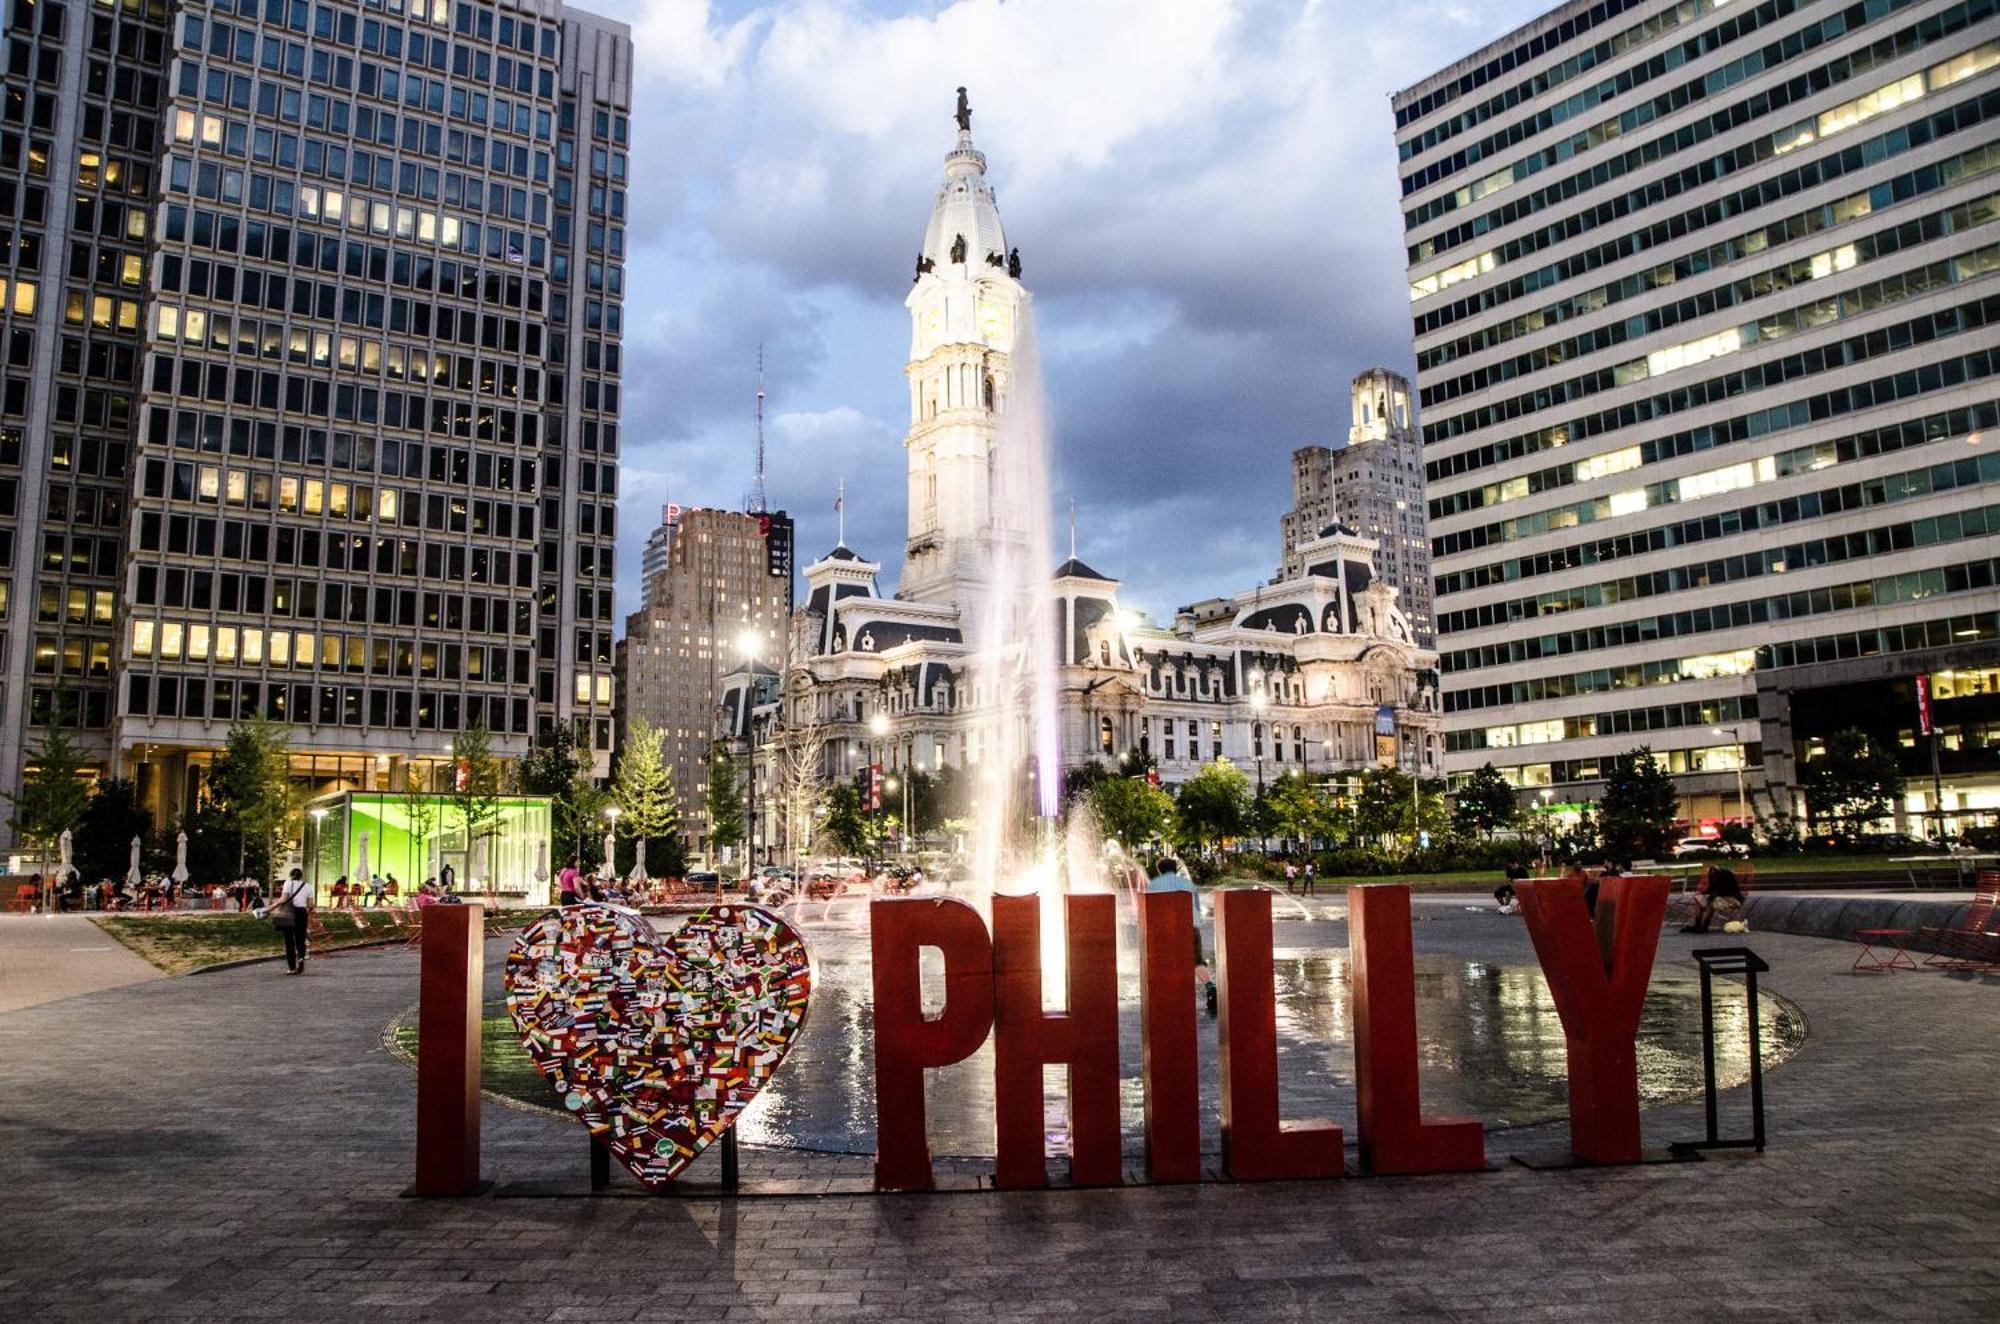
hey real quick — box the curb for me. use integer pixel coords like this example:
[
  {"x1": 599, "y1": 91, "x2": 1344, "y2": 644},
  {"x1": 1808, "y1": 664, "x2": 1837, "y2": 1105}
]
[{"x1": 186, "y1": 934, "x2": 418, "y2": 976}]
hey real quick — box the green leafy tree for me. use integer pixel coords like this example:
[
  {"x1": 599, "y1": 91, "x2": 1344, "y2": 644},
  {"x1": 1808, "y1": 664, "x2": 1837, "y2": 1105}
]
[
  {"x1": 1803, "y1": 728, "x2": 1905, "y2": 836},
  {"x1": 518, "y1": 723, "x2": 603, "y2": 868},
  {"x1": 1116, "y1": 746, "x2": 1157, "y2": 779},
  {"x1": 1452, "y1": 763, "x2": 1520, "y2": 840},
  {"x1": 1353, "y1": 767, "x2": 1413, "y2": 845},
  {"x1": 450, "y1": 722, "x2": 504, "y2": 879},
  {"x1": 1264, "y1": 771, "x2": 1337, "y2": 849},
  {"x1": 612, "y1": 717, "x2": 681, "y2": 870},
  {"x1": 401, "y1": 761, "x2": 440, "y2": 884},
  {"x1": 6, "y1": 725, "x2": 91, "y2": 863},
  {"x1": 1085, "y1": 776, "x2": 1177, "y2": 852},
  {"x1": 822, "y1": 782, "x2": 872, "y2": 858},
  {"x1": 1063, "y1": 759, "x2": 1113, "y2": 803},
  {"x1": 1598, "y1": 747, "x2": 1681, "y2": 864},
  {"x1": 705, "y1": 742, "x2": 744, "y2": 860},
  {"x1": 1174, "y1": 759, "x2": 1251, "y2": 853},
  {"x1": 207, "y1": 716, "x2": 294, "y2": 880},
  {"x1": 75, "y1": 779, "x2": 151, "y2": 885}
]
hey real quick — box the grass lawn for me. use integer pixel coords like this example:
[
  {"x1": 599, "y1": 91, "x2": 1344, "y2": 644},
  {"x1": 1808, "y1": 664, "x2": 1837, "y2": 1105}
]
[
  {"x1": 388, "y1": 1007, "x2": 559, "y2": 1113},
  {"x1": 93, "y1": 907, "x2": 540, "y2": 975}
]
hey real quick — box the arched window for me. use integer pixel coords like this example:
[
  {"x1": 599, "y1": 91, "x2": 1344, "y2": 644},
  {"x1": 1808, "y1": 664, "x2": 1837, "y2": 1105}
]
[
  {"x1": 1098, "y1": 640, "x2": 1110, "y2": 665},
  {"x1": 983, "y1": 374, "x2": 996, "y2": 410},
  {"x1": 1098, "y1": 716, "x2": 1114, "y2": 754}
]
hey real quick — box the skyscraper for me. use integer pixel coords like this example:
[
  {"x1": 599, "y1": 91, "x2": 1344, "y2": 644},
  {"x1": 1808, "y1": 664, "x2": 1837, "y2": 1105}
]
[
  {"x1": 1401, "y1": 0, "x2": 2000, "y2": 828},
  {"x1": 0, "y1": 0, "x2": 631, "y2": 834},
  {"x1": 619, "y1": 504, "x2": 794, "y2": 852},
  {"x1": 1279, "y1": 369, "x2": 1434, "y2": 644}
]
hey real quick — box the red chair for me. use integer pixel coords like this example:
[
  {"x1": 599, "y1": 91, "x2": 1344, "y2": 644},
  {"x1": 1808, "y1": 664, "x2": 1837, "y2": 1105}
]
[{"x1": 1920, "y1": 874, "x2": 2000, "y2": 969}]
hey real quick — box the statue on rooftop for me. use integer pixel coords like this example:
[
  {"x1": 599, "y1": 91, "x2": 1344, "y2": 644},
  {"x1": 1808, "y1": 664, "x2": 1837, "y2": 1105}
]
[{"x1": 955, "y1": 86, "x2": 972, "y2": 133}]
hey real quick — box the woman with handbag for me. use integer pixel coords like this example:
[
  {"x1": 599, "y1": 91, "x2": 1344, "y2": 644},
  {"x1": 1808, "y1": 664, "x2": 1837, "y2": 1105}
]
[{"x1": 267, "y1": 868, "x2": 314, "y2": 974}]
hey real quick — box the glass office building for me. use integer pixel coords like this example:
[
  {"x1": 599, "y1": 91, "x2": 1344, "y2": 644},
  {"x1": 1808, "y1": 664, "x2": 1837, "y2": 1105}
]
[
  {"x1": 0, "y1": 0, "x2": 631, "y2": 835},
  {"x1": 1400, "y1": 0, "x2": 2000, "y2": 830}
]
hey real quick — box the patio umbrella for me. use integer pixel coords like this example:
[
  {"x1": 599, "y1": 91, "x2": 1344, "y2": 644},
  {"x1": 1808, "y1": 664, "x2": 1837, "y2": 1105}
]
[
  {"x1": 533, "y1": 840, "x2": 549, "y2": 885},
  {"x1": 125, "y1": 836, "x2": 142, "y2": 889},
  {"x1": 471, "y1": 833, "x2": 488, "y2": 892},
  {"x1": 600, "y1": 828, "x2": 615, "y2": 881},
  {"x1": 171, "y1": 831, "x2": 190, "y2": 884},
  {"x1": 626, "y1": 847, "x2": 650, "y2": 891},
  {"x1": 354, "y1": 830, "x2": 371, "y2": 891},
  {"x1": 57, "y1": 828, "x2": 77, "y2": 883}
]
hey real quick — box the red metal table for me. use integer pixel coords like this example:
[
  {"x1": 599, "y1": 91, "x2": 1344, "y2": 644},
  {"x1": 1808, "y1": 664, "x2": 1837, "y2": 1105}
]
[{"x1": 1852, "y1": 928, "x2": 1917, "y2": 973}]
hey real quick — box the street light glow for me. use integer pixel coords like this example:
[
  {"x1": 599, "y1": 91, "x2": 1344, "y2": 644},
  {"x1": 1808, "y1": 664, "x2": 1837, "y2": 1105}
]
[
  {"x1": 737, "y1": 627, "x2": 761, "y2": 660},
  {"x1": 604, "y1": 805, "x2": 621, "y2": 822},
  {"x1": 869, "y1": 712, "x2": 891, "y2": 737}
]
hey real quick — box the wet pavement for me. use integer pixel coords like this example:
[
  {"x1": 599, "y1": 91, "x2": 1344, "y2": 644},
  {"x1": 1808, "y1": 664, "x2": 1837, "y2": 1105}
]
[{"x1": 735, "y1": 897, "x2": 1805, "y2": 1156}]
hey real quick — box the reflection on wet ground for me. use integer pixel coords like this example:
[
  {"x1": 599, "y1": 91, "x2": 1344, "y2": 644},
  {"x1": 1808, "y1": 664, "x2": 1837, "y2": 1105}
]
[{"x1": 734, "y1": 915, "x2": 1804, "y2": 1157}]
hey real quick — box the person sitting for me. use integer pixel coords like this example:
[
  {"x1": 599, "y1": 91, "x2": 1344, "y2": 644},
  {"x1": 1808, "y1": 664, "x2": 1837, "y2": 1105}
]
[
  {"x1": 1492, "y1": 883, "x2": 1520, "y2": 915},
  {"x1": 1682, "y1": 864, "x2": 1742, "y2": 933},
  {"x1": 330, "y1": 876, "x2": 349, "y2": 909}
]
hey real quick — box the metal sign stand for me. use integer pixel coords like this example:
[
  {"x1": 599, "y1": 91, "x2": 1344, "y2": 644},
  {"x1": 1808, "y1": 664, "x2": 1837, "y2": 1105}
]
[{"x1": 1670, "y1": 947, "x2": 1768, "y2": 1155}]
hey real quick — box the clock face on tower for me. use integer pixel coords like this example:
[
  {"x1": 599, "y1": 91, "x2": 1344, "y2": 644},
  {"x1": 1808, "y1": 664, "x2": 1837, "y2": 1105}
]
[
  {"x1": 922, "y1": 305, "x2": 943, "y2": 342},
  {"x1": 977, "y1": 298, "x2": 1011, "y2": 345}
]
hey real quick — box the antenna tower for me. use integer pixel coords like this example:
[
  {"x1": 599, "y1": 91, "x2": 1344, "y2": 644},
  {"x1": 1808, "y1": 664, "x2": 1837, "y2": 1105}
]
[{"x1": 747, "y1": 344, "x2": 770, "y2": 514}]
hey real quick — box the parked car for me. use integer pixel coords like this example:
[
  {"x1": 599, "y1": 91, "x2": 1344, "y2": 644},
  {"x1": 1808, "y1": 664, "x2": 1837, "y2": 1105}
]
[
  {"x1": 683, "y1": 870, "x2": 723, "y2": 897},
  {"x1": 1671, "y1": 836, "x2": 1745, "y2": 859}
]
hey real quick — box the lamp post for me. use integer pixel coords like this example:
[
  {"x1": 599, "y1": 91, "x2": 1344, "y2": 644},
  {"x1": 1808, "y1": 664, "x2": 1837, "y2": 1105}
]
[
  {"x1": 1250, "y1": 688, "x2": 1268, "y2": 854},
  {"x1": 737, "y1": 627, "x2": 763, "y2": 881},
  {"x1": 884, "y1": 774, "x2": 904, "y2": 856},
  {"x1": 868, "y1": 712, "x2": 891, "y2": 866}
]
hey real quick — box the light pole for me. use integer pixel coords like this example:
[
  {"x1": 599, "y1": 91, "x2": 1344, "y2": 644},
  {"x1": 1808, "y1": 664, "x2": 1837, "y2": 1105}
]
[
  {"x1": 884, "y1": 774, "x2": 905, "y2": 856},
  {"x1": 737, "y1": 628, "x2": 763, "y2": 880},
  {"x1": 1250, "y1": 688, "x2": 1268, "y2": 853}
]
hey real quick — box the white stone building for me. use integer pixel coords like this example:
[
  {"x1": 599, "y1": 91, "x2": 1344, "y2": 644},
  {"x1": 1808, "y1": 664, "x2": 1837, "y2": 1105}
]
[{"x1": 726, "y1": 97, "x2": 1442, "y2": 858}]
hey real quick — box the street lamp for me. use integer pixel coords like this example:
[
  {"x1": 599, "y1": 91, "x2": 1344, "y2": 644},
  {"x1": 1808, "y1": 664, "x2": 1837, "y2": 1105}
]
[
  {"x1": 1711, "y1": 726, "x2": 1749, "y2": 831},
  {"x1": 884, "y1": 774, "x2": 904, "y2": 856},
  {"x1": 603, "y1": 804, "x2": 620, "y2": 880},
  {"x1": 1250, "y1": 688, "x2": 1269, "y2": 853}
]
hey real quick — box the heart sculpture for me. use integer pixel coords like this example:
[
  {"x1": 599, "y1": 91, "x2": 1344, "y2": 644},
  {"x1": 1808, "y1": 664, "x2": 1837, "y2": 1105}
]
[{"x1": 505, "y1": 902, "x2": 813, "y2": 1189}]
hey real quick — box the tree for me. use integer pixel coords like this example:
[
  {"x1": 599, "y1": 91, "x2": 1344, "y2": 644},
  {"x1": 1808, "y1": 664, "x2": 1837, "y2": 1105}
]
[
  {"x1": 1598, "y1": 747, "x2": 1680, "y2": 864},
  {"x1": 1264, "y1": 771, "x2": 1342, "y2": 849},
  {"x1": 519, "y1": 724, "x2": 603, "y2": 869},
  {"x1": 1174, "y1": 759, "x2": 1251, "y2": 853},
  {"x1": 773, "y1": 714, "x2": 829, "y2": 870},
  {"x1": 1452, "y1": 763, "x2": 1520, "y2": 840},
  {"x1": 401, "y1": 761, "x2": 440, "y2": 884},
  {"x1": 1063, "y1": 759, "x2": 1113, "y2": 803},
  {"x1": 1804, "y1": 728, "x2": 1905, "y2": 836},
  {"x1": 6, "y1": 725, "x2": 91, "y2": 863},
  {"x1": 75, "y1": 779, "x2": 151, "y2": 885},
  {"x1": 822, "y1": 782, "x2": 873, "y2": 858},
  {"x1": 207, "y1": 716, "x2": 294, "y2": 880},
  {"x1": 611, "y1": 717, "x2": 681, "y2": 871},
  {"x1": 1353, "y1": 767, "x2": 1413, "y2": 845},
  {"x1": 1084, "y1": 776, "x2": 1177, "y2": 852},
  {"x1": 705, "y1": 742, "x2": 744, "y2": 860},
  {"x1": 450, "y1": 722, "x2": 504, "y2": 881}
]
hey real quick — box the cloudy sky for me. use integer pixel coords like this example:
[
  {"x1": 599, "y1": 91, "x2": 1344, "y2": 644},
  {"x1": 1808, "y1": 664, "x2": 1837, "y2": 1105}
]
[{"x1": 589, "y1": 0, "x2": 1549, "y2": 624}]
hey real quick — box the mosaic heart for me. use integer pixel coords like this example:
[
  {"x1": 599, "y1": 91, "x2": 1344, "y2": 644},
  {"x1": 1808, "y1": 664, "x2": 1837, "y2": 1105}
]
[{"x1": 504, "y1": 902, "x2": 813, "y2": 1189}]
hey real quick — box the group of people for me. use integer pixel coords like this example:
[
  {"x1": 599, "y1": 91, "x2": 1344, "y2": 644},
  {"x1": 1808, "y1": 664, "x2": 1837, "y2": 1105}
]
[
  {"x1": 24, "y1": 873, "x2": 271, "y2": 914},
  {"x1": 1491, "y1": 858, "x2": 1743, "y2": 932},
  {"x1": 325, "y1": 874, "x2": 401, "y2": 908},
  {"x1": 1279, "y1": 859, "x2": 1320, "y2": 895}
]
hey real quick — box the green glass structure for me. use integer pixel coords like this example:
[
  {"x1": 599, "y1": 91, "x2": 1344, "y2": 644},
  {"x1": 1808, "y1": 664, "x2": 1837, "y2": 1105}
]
[{"x1": 303, "y1": 792, "x2": 552, "y2": 903}]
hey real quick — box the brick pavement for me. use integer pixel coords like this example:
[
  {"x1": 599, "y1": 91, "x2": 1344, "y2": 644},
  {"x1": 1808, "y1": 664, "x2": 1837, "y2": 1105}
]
[
  {"x1": 0, "y1": 903, "x2": 1996, "y2": 1321},
  {"x1": 0, "y1": 914, "x2": 161, "y2": 1014}
]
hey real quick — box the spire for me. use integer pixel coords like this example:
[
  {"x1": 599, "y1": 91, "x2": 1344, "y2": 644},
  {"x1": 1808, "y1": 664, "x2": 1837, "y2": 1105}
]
[
  {"x1": 919, "y1": 86, "x2": 1003, "y2": 275},
  {"x1": 835, "y1": 477, "x2": 846, "y2": 547},
  {"x1": 1068, "y1": 497, "x2": 1077, "y2": 562},
  {"x1": 747, "y1": 344, "x2": 769, "y2": 515}
]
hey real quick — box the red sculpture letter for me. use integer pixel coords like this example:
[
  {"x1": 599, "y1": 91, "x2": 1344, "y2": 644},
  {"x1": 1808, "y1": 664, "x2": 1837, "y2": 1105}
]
[
  {"x1": 1518, "y1": 875, "x2": 1671, "y2": 1164},
  {"x1": 1138, "y1": 889, "x2": 1201, "y2": 1183},
  {"x1": 1215, "y1": 888, "x2": 1344, "y2": 1180},
  {"x1": 871, "y1": 896, "x2": 995, "y2": 1191},
  {"x1": 414, "y1": 902, "x2": 484, "y2": 1196},
  {"x1": 1348, "y1": 885, "x2": 1485, "y2": 1174},
  {"x1": 991, "y1": 892, "x2": 1122, "y2": 1187}
]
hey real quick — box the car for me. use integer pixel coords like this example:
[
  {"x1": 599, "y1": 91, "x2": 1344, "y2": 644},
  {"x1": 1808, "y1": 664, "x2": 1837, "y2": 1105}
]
[
  {"x1": 683, "y1": 870, "x2": 723, "y2": 897},
  {"x1": 1671, "y1": 836, "x2": 1745, "y2": 859}
]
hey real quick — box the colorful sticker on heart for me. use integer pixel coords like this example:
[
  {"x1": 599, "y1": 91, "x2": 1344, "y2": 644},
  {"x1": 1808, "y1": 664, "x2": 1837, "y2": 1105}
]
[{"x1": 505, "y1": 902, "x2": 813, "y2": 1189}]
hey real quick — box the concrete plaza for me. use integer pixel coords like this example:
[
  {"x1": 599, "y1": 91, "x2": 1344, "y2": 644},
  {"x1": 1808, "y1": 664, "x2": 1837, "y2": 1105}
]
[{"x1": 1, "y1": 901, "x2": 1996, "y2": 1321}]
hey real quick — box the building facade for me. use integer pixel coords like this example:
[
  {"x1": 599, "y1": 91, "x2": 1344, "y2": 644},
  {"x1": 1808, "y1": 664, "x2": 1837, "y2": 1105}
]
[
  {"x1": 620, "y1": 503, "x2": 793, "y2": 851},
  {"x1": 739, "y1": 102, "x2": 1443, "y2": 863},
  {"x1": 1278, "y1": 368, "x2": 1434, "y2": 643},
  {"x1": 1401, "y1": 0, "x2": 2000, "y2": 830},
  {"x1": 0, "y1": 0, "x2": 630, "y2": 838}
]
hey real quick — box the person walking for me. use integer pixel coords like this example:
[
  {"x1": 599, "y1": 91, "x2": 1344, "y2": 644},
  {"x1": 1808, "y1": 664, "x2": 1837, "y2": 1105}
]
[
  {"x1": 438, "y1": 858, "x2": 456, "y2": 894},
  {"x1": 269, "y1": 868, "x2": 313, "y2": 974},
  {"x1": 558, "y1": 857, "x2": 581, "y2": 907}
]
